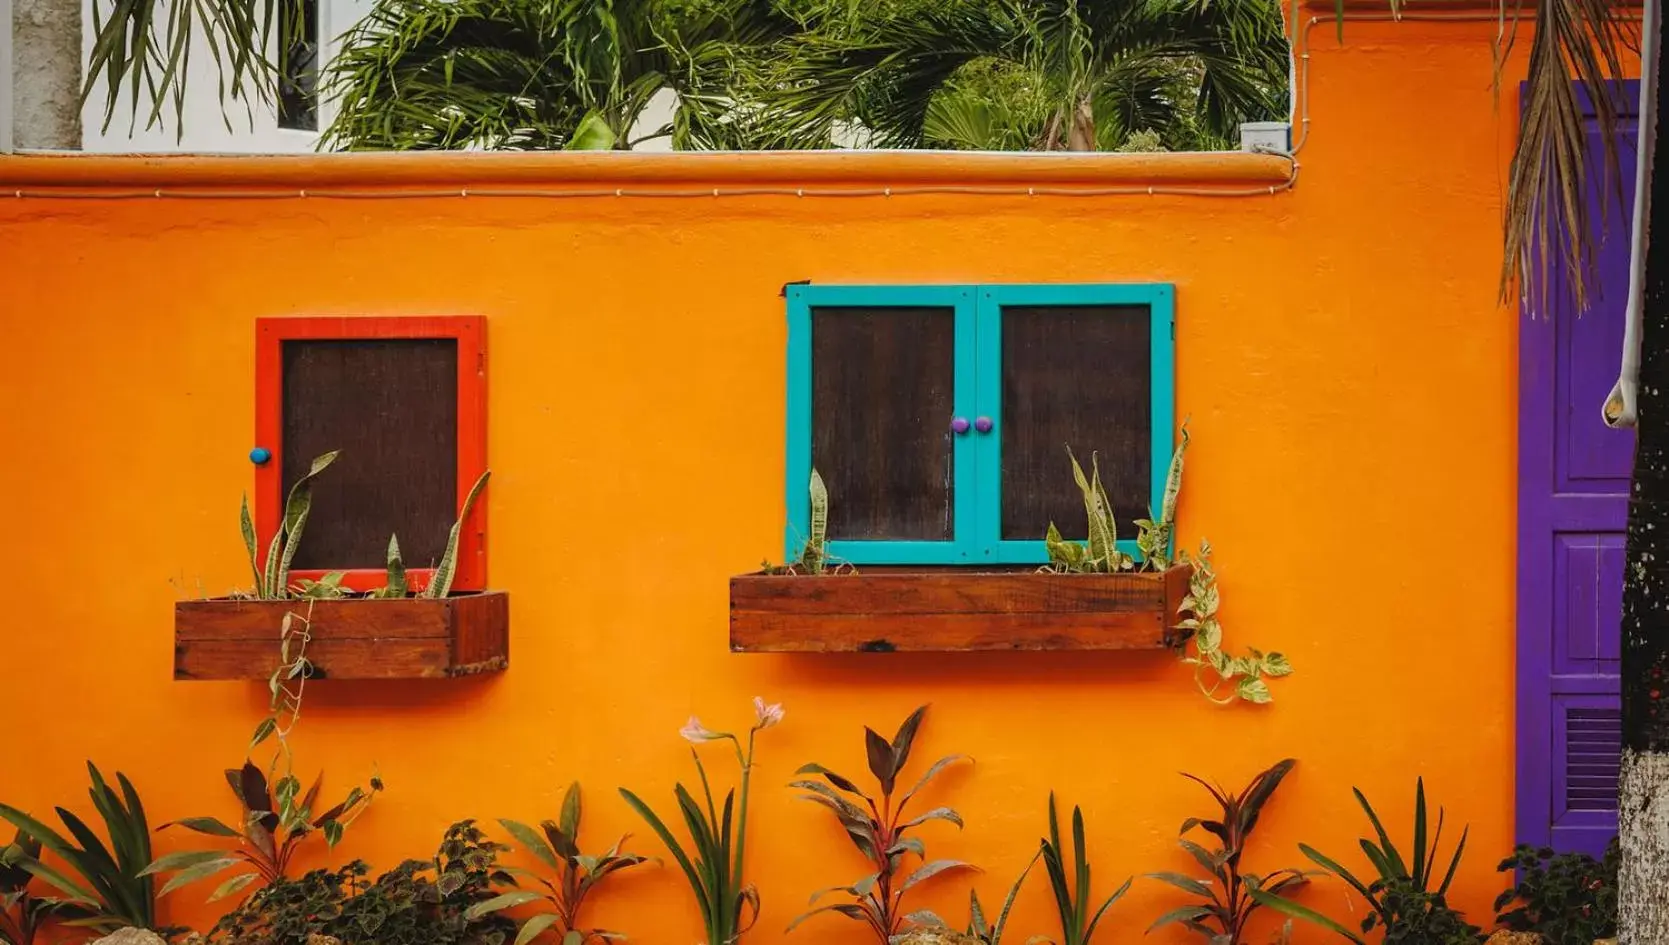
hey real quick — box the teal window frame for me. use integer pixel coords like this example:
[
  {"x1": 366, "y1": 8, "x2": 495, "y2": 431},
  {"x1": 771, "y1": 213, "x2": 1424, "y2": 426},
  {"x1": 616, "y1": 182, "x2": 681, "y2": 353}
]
[{"x1": 785, "y1": 282, "x2": 1175, "y2": 566}]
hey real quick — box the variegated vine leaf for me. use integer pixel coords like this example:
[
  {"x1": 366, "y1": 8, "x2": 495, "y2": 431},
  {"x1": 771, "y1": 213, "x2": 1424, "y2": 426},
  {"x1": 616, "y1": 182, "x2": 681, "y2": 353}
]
[{"x1": 1174, "y1": 541, "x2": 1290, "y2": 706}]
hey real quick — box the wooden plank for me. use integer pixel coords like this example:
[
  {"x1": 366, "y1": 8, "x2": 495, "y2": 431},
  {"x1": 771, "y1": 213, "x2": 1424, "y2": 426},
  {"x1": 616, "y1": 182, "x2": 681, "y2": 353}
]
[
  {"x1": 174, "y1": 592, "x2": 509, "y2": 679},
  {"x1": 449, "y1": 592, "x2": 510, "y2": 668},
  {"x1": 728, "y1": 566, "x2": 1189, "y2": 653},
  {"x1": 176, "y1": 639, "x2": 457, "y2": 680},
  {"x1": 730, "y1": 569, "x2": 1169, "y2": 615},
  {"x1": 731, "y1": 612, "x2": 1166, "y2": 652},
  {"x1": 175, "y1": 598, "x2": 454, "y2": 640}
]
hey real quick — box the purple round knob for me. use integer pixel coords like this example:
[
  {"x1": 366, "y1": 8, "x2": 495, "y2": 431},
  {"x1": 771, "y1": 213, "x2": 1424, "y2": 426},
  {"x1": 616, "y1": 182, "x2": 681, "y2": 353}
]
[
  {"x1": 951, "y1": 417, "x2": 971, "y2": 435},
  {"x1": 974, "y1": 416, "x2": 993, "y2": 434}
]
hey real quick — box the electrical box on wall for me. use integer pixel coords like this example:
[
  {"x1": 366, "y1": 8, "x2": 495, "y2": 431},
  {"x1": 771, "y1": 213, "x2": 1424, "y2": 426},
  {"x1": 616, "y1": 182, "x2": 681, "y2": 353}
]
[{"x1": 1239, "y1": 121, "x2": 1292, "y2": 153}]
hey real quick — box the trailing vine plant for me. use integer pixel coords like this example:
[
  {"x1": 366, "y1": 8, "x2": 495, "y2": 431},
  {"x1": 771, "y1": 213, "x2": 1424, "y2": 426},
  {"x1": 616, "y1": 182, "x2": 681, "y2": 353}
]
[
  {"x1": 142, "y1": 601, "x2": 383, "y2": 902},
  {"x1": 1045, "y1": 422, "x2": 1291, "y2": 705},
  {"x1": 1174, "y1": 543, "x2": 1292, "y2": 705}
]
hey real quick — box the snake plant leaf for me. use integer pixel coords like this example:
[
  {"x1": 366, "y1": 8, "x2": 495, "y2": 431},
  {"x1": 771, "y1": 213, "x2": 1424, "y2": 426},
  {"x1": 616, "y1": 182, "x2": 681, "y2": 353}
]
[
  {"x1": 380, "y1": 534, "x2": 407, "y2": 598},
  {"x1": 807, "y1": 467, "x2": 829, "y2": 572},
  {"x1": 240, "y1": 494, "x2": 263, "y2": 597},
  {"x1": 275, "y1": 450, "x2": 340, "y2": 596},
  {"x1": 425, "y1": 470, "x2": 490, "y2": 599}
]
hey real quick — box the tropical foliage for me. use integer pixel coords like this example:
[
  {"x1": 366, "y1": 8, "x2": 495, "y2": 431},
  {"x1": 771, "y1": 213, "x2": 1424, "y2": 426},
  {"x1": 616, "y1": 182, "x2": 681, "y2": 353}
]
[
  {"x1": 618, "y1": 698, "x2": 781, "y2": 945},
  {"x1": 1037, "y1": 795, "x2": 1129, "y2": 945},
  {"x1": 208, "y1": 822, "x2": 517, "y2": 945},
  {"x1": 1494, "y1": 840, "x2": 1619, "y2": 945},
  {"x1": 236, "y1": 451, "x2": 488, "y2": 601},
  {"x1": 0, "y1": 766, "x2": 157, "y2": 934},
  {"x1": 747, "y1": 0, "x2": 1289, "y2": 151},
  {"x1": 0, "y1": 832, "x2": 55, "y2": 945},
  {"x1": 787, "y1": 705, "x2": 974, "y2": 941},
  {"x1": 480, "y1": 783, "x2": 650, "y2": 945},
  {"x1": 1147, "y1": 759, "x2": 1308, "y2": 945},
  {"x1": 1254, "y1": 779, "x2": 1476, "y2": 945},
  {"x1": 141, "y1": 759, "x2": 379, "y2": 903},
  {"x1": 323, "y1": 0, "x2": 802, "y2": 150}
]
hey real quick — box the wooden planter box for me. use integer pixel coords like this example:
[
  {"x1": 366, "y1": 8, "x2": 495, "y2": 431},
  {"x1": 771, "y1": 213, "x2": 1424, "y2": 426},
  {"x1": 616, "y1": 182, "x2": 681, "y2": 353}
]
[
  {"x1": 174, "y1": 592, "x2": 509, "y2": 680},
  {"x1": 730, "y1": 566, "x2": 1192, "y2": 653}
]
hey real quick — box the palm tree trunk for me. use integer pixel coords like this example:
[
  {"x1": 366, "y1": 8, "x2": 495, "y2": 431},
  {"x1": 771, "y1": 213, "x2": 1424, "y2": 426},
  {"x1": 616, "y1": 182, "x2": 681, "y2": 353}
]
[
  {"x1": 1067, "y1": 93, "x2": 1095, "y2": 151},
  {"x1": 1623, "y1": 2, "x2": 1669, "y2": 934}
]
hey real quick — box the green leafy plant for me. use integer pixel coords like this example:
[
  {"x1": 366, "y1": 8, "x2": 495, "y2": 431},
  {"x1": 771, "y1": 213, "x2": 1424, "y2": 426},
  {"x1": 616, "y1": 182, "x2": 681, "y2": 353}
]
[
  {"x1": 144, "y1": 612, "x2": 381, "y2": 904},
  {"x1": 898, "y1": 855, "x2": 1038, "y2": 945},
  {"x1": 1147, "y1": 759, "x2": 1309, "y2": 945},
  {"x1": 1174, "y1": 543, "x2": 1291, "y2": 705},
  {"x1": 141, "y1": 758, "x2": 379, "y2": 903},
  {"x1": 788, "y1": 705, "x2": 975, "y2": 942},
  {"x1": 234, "y1": 452, "x2": 488, "y2": 601},
  {"x1": 766, "y1": 469, "x2": 854, "y2": 576},
  {"x1": 1494, "y1": 840, "x2": 1618, "y2": 945},
  {"x1": 1253, "y1": 778, "x2": 1474, "y2": 945},
  {"x1": 0, "y1": 832, "x2": 56, "y2": 945},
  {"x1": 478, "y1": 782, "x2": 650, "y2": 944},
  {"x1": 959, "y1": 856, "x2": 1039, "y2": 945},
  {"x1": 1047, "y1": 422, "x2": 1189, "y2": 574},
  {"x1": 371, "y1": 534, "x2": 409, "y2": 599},
  {"x1": 1037, "y1": 794, "x2": 1130, "y2": 945},
  {"x1": 1044, "y1": 448, "x2": 1133, "y2": 573},
  {"x1": 421, "y1": 470, "x2": 491, "y2": 599},
  {"x1": 240, "y1": 451, "x2": 340, "y2": 601},
  {"x1": 1134, "y1": 422, "x2": 1189, "y2": 569},
  {"x1": 210, "y1": 821, "x2": 516, "y2": 945},
  {"x1": 619, "y1": 698, "x2": 782, "y2": 945},
  {"x1": 0, "y1": 764, "x2": 158, "y2": 933}
]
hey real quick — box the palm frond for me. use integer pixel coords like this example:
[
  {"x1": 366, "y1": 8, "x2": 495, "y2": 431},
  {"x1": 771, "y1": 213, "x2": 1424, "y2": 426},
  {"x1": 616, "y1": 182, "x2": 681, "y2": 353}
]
[{"x1": 1504, "y1": 0, "x2": 1640, "y2": 311}]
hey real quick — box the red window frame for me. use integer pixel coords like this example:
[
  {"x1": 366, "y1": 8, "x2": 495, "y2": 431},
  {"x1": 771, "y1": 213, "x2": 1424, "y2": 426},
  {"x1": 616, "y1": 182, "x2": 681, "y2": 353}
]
[{"x1": 254, "y1": 315, "x2": 488, "y2": 593}]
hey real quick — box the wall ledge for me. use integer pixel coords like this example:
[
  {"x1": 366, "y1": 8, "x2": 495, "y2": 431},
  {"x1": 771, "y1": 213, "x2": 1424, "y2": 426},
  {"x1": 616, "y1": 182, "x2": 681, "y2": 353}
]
[{"x1": 0, "y1": 149, "x2": 1293, "y2": 192}]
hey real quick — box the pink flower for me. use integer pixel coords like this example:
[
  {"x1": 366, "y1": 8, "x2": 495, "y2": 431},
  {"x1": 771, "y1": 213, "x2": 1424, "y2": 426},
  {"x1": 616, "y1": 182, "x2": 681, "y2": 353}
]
[
  {"x1": 679, "y1": 717, "x2": 727, "y2": 743},
  {"x1": 753, "y1": 697, "x2": 784, "y2": 730}
]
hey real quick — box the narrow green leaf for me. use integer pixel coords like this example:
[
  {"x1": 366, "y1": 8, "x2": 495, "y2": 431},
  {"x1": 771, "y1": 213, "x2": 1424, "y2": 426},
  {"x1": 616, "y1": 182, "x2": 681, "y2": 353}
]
[
  {"x1": 425, "y1": 469, "x2": 489, "y2": 598},
  {"x1": 156, "y1": 857, "x2": 239, "y2": 897},
  {"x1": 465, "y1": 890, "x2": 544, "y2": 921},
  {"x1": 1248, "y1": 888, "x2": 1366, "y2": 944},
  {"x1": 559, "y1": 783, "x2": 581, "y2": 842},
  {"x1": 513, "y1": 912, "x2": 561, "y2": 945},
  {"x1": 206, "y1": 871, "x2": 259, "y2": 903},
  {"x1": 498, "y1": 820, "x2": 560, "y2": 870}
]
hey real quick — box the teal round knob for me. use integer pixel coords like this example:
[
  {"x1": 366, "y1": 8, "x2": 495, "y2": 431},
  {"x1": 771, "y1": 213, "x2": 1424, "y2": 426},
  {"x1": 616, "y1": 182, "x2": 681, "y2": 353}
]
[{"x1": 250, "y1": 447, "x2": 272, "y2": 465}]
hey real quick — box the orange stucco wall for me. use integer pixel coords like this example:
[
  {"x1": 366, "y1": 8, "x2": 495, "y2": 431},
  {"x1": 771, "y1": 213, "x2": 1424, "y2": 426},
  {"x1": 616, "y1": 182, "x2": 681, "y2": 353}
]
[{"x1": 0, "y1": 14, "x2": 1575, "y2": 945}]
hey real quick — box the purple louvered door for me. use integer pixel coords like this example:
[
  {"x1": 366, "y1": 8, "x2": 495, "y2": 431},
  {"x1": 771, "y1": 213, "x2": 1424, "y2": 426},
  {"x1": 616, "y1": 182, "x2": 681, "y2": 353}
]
[{"x1": 1517, "y1": 82, "x2": 1638, "y2": 856}]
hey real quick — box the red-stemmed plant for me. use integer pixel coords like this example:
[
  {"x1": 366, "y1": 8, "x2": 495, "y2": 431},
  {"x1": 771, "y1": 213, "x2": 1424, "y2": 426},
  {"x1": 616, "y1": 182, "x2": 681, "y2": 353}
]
[{"x1": 788, "y1": 705, "x2": 976, "y2": 943}]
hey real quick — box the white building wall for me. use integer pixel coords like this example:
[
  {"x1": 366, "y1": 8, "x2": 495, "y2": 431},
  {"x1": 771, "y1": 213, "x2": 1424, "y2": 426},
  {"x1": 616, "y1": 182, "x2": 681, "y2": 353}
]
[{"x1": 80, "y1": 0, "x2": 371, "y2": 152}]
